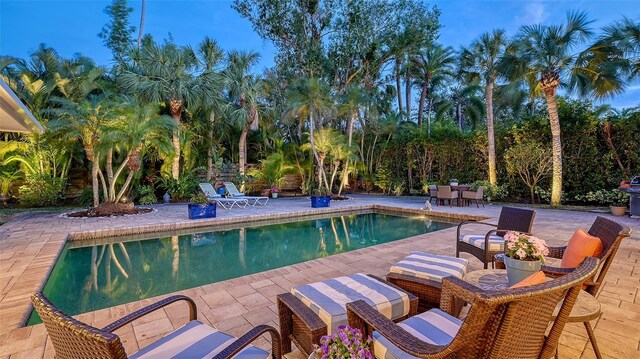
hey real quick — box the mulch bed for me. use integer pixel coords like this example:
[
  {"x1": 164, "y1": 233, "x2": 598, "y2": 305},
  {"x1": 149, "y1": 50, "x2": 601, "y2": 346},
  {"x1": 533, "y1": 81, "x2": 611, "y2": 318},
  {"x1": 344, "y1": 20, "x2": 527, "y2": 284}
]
[{"x1": 66, "y1": 203, "x2": 153, "y2": 218}]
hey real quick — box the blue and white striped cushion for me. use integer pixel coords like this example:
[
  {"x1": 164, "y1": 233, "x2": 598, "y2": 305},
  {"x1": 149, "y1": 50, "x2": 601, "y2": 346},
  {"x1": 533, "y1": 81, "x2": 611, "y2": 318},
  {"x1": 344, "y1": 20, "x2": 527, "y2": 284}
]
[
  {"x1": 389, "y1": 251, "x2": 469, "y2": 281},
  {"x1": 373, "y1": 309, "x2": 462, "y2": 359},
  {"x1": 291, "y1": 273, "x2": 411, "y2": 333},
  {"x1": 130, "y1": 320, "x2": 269, "y2": 359},
  {"x1": 461, "y1": 234, "x2": 505, "y2": 251}
]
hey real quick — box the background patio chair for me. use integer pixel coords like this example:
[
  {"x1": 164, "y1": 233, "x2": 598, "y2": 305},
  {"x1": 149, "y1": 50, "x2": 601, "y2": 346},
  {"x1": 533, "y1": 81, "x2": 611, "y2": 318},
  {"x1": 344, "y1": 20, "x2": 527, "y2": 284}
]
[
  {"x1": 428, "y1": 185, "x2": 438, "y2": 204},
  {"x1": 32, "y1": 292, "x2": 281, "y2": 359},
  {"x1": 462, "y1": 186, "x2": 485, "y2": 207},
  {"x1": 436, "y1": 185, "x2": 458, "y2": 207},
  {"x1": 199, "y1": 183, "x2": 249, "y2": 209},
  {"x1": 223, "y1": 181, "x2": 269, "y2": 206},
  {"x1": 346, "y1": 257, "x2": 599, "y2": 359},
  {"x1": 456, "y1": 206, "x2": 536, "y2": 268}
]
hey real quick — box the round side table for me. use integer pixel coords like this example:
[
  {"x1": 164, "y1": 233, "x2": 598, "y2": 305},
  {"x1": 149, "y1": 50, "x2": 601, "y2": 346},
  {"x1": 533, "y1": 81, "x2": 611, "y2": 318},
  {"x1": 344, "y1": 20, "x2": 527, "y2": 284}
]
[{"x1": 463, "y1": 269, "x2": 603, "y2": 359}]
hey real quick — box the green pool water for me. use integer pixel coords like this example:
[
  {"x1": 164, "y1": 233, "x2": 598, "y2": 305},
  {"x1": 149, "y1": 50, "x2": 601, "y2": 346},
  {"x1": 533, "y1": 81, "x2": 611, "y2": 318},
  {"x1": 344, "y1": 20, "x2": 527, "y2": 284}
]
[{"x1": 28, "y1": 210, "x2": 455, "y2": 325}]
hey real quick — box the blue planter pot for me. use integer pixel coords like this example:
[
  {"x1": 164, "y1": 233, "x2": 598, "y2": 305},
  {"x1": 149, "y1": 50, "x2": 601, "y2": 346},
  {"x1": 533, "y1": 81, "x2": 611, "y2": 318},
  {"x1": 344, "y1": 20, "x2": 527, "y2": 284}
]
[
  {"x1": 504, "y1": 255, "x2": 541, "y2": 286},
  {"x1": 311, "y1": 196, "x2": 331, "y2": 208},
  {"x1": 188, "y1": 203, "x2": 216, "y2": 219}
]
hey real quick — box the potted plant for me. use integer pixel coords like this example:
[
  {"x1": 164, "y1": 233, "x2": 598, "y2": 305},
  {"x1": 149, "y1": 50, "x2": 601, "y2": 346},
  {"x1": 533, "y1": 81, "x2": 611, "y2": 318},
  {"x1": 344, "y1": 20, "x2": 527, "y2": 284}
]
[
  {"x1": 311, "y1": 325, "x2": 373, "y2": 359},
  {"x1": 311, "y1": 187, "x2": 331, "y2": 208},
  {"x1": 270, "y1": 187, "x2": 280, "y2": 199},
  {"x1": 581, "y1": 189, "x2": 629, "y2": 216},
  {"x1": 503, "y1": 231, "x2": 549, "y2": 286},
  {"x1": 610, "y1": 190, "x2": 629, "y2": 216},
  {"x1": 187, "y1": 193, "x2": 216, "y2": 219}
]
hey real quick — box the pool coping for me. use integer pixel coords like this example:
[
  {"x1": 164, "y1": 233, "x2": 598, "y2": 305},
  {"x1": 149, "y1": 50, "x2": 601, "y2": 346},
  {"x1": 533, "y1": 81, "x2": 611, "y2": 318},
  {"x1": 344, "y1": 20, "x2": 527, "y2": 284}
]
[{"x1": 15, "y1": 204, "x2": 487, "y2": 328}]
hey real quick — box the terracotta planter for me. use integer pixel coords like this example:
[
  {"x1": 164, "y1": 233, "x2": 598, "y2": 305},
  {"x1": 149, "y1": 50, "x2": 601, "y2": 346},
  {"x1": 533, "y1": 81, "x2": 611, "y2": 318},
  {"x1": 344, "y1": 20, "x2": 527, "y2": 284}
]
[
  {"x1": 610, "y1": 206, "x2": 627, "y2": 216},
  {"x1": 504, "y1": 256, "x2": 541, "y2": 286}
]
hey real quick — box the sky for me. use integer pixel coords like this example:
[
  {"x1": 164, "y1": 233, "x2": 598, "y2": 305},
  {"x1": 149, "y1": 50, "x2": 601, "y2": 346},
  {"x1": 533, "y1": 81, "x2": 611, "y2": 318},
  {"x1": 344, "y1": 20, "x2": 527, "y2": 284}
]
[{"x1": 1, "y1": 0, "x2": 639, "y2": 108}]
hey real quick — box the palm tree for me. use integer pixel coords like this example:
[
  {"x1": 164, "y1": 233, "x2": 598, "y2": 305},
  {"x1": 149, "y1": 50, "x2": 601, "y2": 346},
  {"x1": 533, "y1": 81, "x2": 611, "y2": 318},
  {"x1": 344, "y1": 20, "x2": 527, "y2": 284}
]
[
  {"x1": 337, "y1": 85, "x2": 367, "y2": 192},
  {"x1": 586, "y1": 17, "x2": 640, "y2": 81},
  {"x1": 197, "y1": 38, "x2": 225, "y2": 181},
  {"x1": 461, "y1": 29, "x2": 508, "y2": 186},
  {"x1": 287, "y1": 77, "x2": 334, "y2": 190},
  {"x1": 47, "y1": 95, "x2": 119, "y2": 206},
  {"x1": 100, "y1": 100, "x2": 176, "y2": 203},
  {"x1": 500, "y1": 12, "x2": 625, "y2": 206},
  {"x1": 411, "y1": 43, "x2": 456, "y2": 126},
  {"x1": 120, "y1": 41, "x2": 203, "y2": 179}
]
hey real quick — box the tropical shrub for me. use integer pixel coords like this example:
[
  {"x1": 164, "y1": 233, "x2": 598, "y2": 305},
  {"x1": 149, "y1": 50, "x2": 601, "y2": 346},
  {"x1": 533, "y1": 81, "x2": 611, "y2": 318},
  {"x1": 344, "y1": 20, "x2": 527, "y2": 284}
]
[
  {"x1": 578, "y1": 190, "x2": 629, "y2": 206},
  {"x1": 18, "y1": 174, "x2": 65, "y2": 207},
  {"x1": 135, "y1": 185, "x2": 157, "y2": 205},
  {"x1": 155, "y1": 171, "x2": 200, "y2": 202}
]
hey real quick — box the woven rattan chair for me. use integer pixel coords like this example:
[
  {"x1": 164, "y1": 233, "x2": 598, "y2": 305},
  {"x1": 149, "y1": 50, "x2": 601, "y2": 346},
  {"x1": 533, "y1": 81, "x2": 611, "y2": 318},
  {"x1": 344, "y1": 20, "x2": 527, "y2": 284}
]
[
  {"x1": 437, "y1": 186, "x2": 458, "y2": 207},
  {"x1": 347, "y1": 257, "x2": 599, "y2": 359},
  {"x1": 429, "y1": 185, "x2": 438, "y2": 204},
  {"x1": 277, "y1": 274, "x2": 418, "y2": 357},
  {"x1": 462, "y1": 186, "x2": 485, "y2": 207},
  {"x1": 456, "y1": 206, "x2": 536, "y2": 269},
  {"x1": 32, "y1": 292, "x2": 281, "y2": 359},
  {"x1": 540, "y1": 216, "x2": 631, "y2": 296}
]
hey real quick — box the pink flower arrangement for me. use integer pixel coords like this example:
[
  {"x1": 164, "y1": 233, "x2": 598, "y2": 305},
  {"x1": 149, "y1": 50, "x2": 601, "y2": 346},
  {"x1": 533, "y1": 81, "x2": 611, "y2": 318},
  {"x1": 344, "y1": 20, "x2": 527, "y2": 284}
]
[
  {"x1": 504, "y1": 231, "x2": 549, "y2": 262},
  {"x1": 270, "y1": 187, "x2": 280, "y2": 193},
  {"x1": 312, "y1": 325, "x2": 373, "y2": 359}
]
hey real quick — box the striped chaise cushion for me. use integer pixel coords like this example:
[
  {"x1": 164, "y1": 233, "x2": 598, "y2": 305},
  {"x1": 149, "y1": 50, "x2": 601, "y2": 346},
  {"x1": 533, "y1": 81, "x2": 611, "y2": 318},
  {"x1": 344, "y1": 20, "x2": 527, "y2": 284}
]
[
  {"x1": 389, "y1": 251, "x2": 469, "y2": 281},
  {"x1": 291, "y1": 273, "x2": 411, "y2": 333},
  {"x1": 373, "y1": 308, "x2": 462, "y2": 359},
  {"x1": 461, "y1": 234, "x2": 505, "y2": 251},
  {"x1": 130, "y1": 320, "x2": 269, "y2": 359}
]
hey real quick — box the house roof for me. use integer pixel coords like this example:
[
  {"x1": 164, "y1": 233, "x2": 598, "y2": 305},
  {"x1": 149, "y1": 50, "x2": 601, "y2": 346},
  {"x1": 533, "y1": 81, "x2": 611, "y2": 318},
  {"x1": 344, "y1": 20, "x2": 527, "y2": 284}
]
[{"x1": 0, "y1": 78, "x2": 44, "y2": 133}]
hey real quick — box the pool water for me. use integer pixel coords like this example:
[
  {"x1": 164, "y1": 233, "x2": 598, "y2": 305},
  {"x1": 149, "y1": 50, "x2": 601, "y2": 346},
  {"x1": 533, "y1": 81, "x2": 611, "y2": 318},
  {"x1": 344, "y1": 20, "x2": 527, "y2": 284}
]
[{"x1": 28, "y1": 211, "x2": 455, "y2": 325}]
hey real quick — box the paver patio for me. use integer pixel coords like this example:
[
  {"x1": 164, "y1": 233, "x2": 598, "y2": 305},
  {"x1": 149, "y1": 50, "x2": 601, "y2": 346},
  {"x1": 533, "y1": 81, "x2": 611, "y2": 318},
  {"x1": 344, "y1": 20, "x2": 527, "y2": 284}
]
[{"x1": 0, "y1": 195, "x2": 638, "y2": 358}]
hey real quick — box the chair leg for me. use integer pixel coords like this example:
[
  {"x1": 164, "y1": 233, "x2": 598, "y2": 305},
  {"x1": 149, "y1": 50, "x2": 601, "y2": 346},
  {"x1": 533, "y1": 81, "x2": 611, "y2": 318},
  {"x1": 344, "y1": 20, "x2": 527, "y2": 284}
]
[
  {"x1": 476, "y1": 199, "x2": 479, "y2": 208},
  {"x1": 584, "y1": 321, "x2": 603, "y2": 359}
]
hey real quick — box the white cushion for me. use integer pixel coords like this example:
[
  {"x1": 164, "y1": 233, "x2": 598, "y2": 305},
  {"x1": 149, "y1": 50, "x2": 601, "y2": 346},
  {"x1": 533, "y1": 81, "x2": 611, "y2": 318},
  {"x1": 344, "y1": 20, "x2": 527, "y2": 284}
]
[
  {"x1": 130, "y1": 320, "x2": 268, "y2": 359},
  {"x1": 461, "y1": 234, "x2": 504, "y2": 251},
  {"x1": 291, "y1": 273, "x2": 411, "y2": 333},
  {"x1": 389, "y1": 251, "x2": 469, "y2": 282},
  {"x1": 373, "y1": 308, "x2": 462, "y2": 359}
]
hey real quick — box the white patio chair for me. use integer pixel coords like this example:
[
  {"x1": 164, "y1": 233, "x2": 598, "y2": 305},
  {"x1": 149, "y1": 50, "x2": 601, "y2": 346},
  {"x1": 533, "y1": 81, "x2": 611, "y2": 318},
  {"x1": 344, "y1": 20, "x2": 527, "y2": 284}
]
[
  {"x1": 223, "y1": 181, "x2": 269, "y2": 206},
  {"x1": 198, "y1": 183, "x2": 249, "y2": 209}
]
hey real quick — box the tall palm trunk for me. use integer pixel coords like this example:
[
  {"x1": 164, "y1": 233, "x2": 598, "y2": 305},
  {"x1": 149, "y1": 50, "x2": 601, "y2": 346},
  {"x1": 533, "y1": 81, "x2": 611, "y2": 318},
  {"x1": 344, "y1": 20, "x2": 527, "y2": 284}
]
[
  {"x1": 137, "y1": 0, "x2": 146, "y2": 49},
  {"x1": 308, "y1": 113, "x2": 329, "y2": 189},
  {"x1": 206, "y1": 111, "x2": 215, "y2": 181},
  {"x1": 485, "y1": 80, "x2": 497, "y2": 185},
  {"x1": 541, "y1": 73, "x2": 562, "y2": 207},
  {"x1": 456, "y1": 103, "x2": 462, "y2": 130},
  {"x1": 417, "y1": 73, "x2": 430, "y2": 126},
  {"x1": 395, "y1": 58, "x2": 403, "y2": 115},
  {"x1": 405, "y1": 72, "x2": 412, "y2": 122},
  {"x1": 339, "y1": 111, "x2": 356, "y2": 194},
  {"x1": 169, "y1": 98, "x2": 182, "y2": 180},
  {"x1": 239, "y1": 123, "x2": 250, "y2": 177},
  {"x1": 91, "y1": 158, "x2": 100, "y2": 207}
]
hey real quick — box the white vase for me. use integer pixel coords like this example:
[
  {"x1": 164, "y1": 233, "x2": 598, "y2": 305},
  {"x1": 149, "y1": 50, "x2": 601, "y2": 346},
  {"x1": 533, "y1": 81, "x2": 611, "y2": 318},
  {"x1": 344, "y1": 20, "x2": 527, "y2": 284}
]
[
  {"x1": 271, "y1": 192, "x2": 278, "y2": 199},
  {"x1": 504, "y1": 256, "x2": 541, "y2": 286}
]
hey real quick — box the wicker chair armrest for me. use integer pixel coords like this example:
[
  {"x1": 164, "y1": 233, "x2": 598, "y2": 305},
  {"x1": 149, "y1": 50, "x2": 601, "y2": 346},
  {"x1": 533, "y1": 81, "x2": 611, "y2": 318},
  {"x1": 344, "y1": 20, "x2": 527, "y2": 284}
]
[
  {"x1": 346, "y1": 300, "x2": 446, "y2": 357},
  {"x1": 439, "y1": 277, "x2": 483, "y2": 315},
  {"x1": 277, "y1": 292, "x2": 326, "y2": 332},
  {"x1": 546, "y1": 246, "x2": 566, "y2": 259},
  {"x1": 540, "y1": 265, "x2": 574, "y2": 278},
  {"x1": 456, "y1": 221, "x2": 497, "y2": 240},
  {"x1": 212, "y1": 324, "x2": 282, "y2": 359},
  {"x1": 102, "y1": 295, "x2": 197, "y2": 332}
]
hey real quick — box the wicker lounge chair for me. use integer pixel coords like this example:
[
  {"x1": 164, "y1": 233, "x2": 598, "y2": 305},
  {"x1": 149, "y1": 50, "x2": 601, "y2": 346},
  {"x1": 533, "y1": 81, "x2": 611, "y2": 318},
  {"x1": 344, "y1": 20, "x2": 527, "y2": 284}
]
[
  {"x1": 277, "y1": 273, "x2": 418, "y2": 357},
  {"x1": 347, "y1": 257, "x2": 599, "y2": 359},
  {"x1": 32, "y1": 292, "x2": 281, "y2": 359},
  {"x1": 199, "y1": 183, "x2": 249, "y2": 209},
  {"x1": 223, "y1": 182, "x2": 269, "y2": 206},
  {"x1": 436, "y1": 186, "x2": 458, "y2": 207},
  {"x1": 387, "y1": 251, "x2": 469, "y2": 314},
  {"x1": 456, "y1": 206, "x2": 536, "y2": 269}
]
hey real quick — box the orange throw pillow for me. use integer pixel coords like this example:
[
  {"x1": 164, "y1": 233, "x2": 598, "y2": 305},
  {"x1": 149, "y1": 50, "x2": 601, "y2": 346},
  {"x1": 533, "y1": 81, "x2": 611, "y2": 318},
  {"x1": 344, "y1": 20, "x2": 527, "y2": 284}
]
[
  {"x1": 510, "y1": 271, "x2": 547, "y2": 288},
  {"x1": 560, "y1": 229, "x2": 603, "y2": 268}
]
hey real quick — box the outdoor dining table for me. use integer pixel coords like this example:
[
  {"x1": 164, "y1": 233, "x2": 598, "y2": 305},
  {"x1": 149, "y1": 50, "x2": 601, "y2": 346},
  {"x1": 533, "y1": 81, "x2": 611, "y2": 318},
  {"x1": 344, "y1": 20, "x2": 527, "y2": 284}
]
[
  {"x1": 464, "y1": 269, "x2": 603, "y2": 359},
  {"x1": 451, "y1": 185, "x2": 471, "y2": 207}
]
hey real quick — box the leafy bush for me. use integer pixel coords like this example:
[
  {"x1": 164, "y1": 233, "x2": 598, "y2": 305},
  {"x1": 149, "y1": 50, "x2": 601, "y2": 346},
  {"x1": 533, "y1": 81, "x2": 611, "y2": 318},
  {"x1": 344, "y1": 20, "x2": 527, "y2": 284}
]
[
  {"x1": 76, "y1": 187, "x2": 95, "y2": 207},
  {"x1": 155, "y1": 171, "x2": 200, "y2": 202},
  {"x1": 135, "y1": 185, "x2": 157, "y2": 205},
  {"x1": 470, "y1": 180, "x2": 509, "y2": 200},
  {"x1": 19, "y1": 174, "x2": 65, "y2": 207},
  {"x1": 391, "y1": 179, "x2": 406, "y2": 196},
  {"x1": 577, "y1": 189, "x2": 629, "y2": 206}
]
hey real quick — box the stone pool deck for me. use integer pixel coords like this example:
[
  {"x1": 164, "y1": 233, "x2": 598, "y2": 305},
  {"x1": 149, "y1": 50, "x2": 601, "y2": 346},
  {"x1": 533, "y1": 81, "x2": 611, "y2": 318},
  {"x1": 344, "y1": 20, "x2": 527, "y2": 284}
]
[{"x1": 0, "y1": 195, "x2": 638, "y2": 358}]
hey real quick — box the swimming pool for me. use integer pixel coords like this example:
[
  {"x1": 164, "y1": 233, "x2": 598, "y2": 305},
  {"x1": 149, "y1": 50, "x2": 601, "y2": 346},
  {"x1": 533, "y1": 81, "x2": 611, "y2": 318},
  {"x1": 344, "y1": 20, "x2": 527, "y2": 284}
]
[{"x1": 29, "y1": 210, "x2": 455, "y2": 324}]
